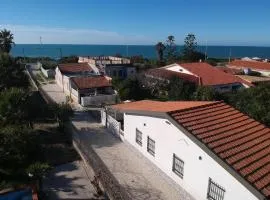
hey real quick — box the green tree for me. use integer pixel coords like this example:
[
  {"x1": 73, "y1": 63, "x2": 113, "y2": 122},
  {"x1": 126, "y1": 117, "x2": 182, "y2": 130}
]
[
  {"x1": 225, "y1": 85, "x2": 270, "y2": 126},
  {"x1": 155, "y1": 42, "x2": 166, "y2": 64},
  {"x1": 193, "y1": 86, "x2": 218, "y2": 101},
  {"x1": 182, "y1": 33, "x2": 204, "y2": 62},
  {"x1": 0, "y1": 29, "x2": 15, "y2": 53},
  {"x1": 0, "y1": 88, "x2": 30, "y2": 126},
  {"x1": 0, "y1": 53, "x2": 29, "y2": 90},
  {"x1": 50, "y1": 103, "x2": 74, "y2": 130},
  {"x1": 168, "y1": 76, "x2": 196, "y2": 100},
  {"x1": 112, "y1": 77, "x2": 152, "y2": 101},
  {"x1": 0, "y1": 126, "x2": 38, "y2": 179},
  {"x1": 26, "y1": 162, "x2": 50, "y2": 191},
  {"x1": 165, "y1": 35, "x2": 177, "y2": 64},
  {"x1": 58, "y1": 55, "x2": 79, "y2": 64}
]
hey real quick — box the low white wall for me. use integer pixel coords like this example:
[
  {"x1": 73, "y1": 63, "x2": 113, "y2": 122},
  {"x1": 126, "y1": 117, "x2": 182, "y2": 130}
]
[
  {"x1": 122, "y1": 114, "x2": 259, "y2": 200},
  {"x1": 101, "y1": 110, "x2": 123, "y2": 140},
  {"x1": 81, "y1": 94, "x2": 117, "y2": 106}
]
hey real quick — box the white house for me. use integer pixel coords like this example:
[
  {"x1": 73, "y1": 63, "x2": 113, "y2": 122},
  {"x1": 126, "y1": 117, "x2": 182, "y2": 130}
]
[
  {"x1": 55, "y1": 62, "x2": 99, "y2": 93},
  {"x1": 148, "y1": 62, "x2": 253, "y2": 91},
  {"x1": 109, "y1": 100, "x2": 270, "y2": 200}
]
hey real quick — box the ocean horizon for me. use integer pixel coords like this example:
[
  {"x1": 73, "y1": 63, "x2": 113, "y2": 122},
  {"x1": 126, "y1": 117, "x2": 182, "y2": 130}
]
[{"x1": 11, "y1": 44, "x2": 270, "y2": 59}]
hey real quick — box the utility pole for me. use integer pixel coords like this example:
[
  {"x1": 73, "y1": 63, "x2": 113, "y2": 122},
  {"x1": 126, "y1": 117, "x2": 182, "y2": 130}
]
[
  {"x1": 204, "y1": 40, "x2": 208, "y2": 61},
  {"x1": 59, "y1": 48, "x2": 62, "y2": 59},
  {"x1": 229, "y1": 48, "x2": 232, "y2": 63}
]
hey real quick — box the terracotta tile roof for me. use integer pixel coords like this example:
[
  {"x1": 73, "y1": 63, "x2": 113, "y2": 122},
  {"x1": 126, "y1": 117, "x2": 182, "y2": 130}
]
[
  {"x1": 112, "y1": 100, "x2": 215, "y2": 112},
  {"x1": 217, "y1": 66, "x2": 243, "y2": 75},
  {"x1": 113, "y1": 100, "x2": 270, "y2": 198},
  {"x1": 145, "y1": 68, "x2": 199, "y2": 84},
  {"x1": 237, "y1": 75, "x2": 270, "y2": 84},
  {"x1": 229, "y1": 60, "x2": 270, "y2": 71},
  {"x1": 215, "y1": 67, "x2": 254, "y2": 87},
  {"x1": 58, "y1": 63, "x2": 93, "y2": 74},
  {"x1": 168, "y1": 101, "x2": 270, "y2": 198},
  {"x1": 71, "y1": 76, "x2": 111, "y2": 89},
  {"x1": 177, "y1": 62, "x2": 243, "y2": 86}
]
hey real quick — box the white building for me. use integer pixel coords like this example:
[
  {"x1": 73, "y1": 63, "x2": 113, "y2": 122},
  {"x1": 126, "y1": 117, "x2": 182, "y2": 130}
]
[
  {"x1": 228, "y1": 60, "x2": 270, "y2": 77},
  {"x1": 108, "y1": 100, "x2": 270, "y2": 200},
  {"x1": 55, "y1": 63, "x2": 99, "y2": 93},
  {"x1": 146, "y1": 62, "x2": 252, "y2": 92}
]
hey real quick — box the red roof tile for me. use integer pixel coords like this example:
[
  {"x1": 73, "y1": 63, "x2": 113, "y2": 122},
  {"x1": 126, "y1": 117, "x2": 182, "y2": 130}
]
[
  {"x1": 112, "y1": 100, "x2": 270, "y2": 198},
  {"x1": 178, "y1": 62, "x2": 243, "y2": 86},
  {"x1": 217, "y1": 66, "x2": 243, "y2": 75},
  {"x1": 229, "y1": 60, "x2": 270, "y2": 71},
  {"x1": 112, "y1": 100, "x2": 215, "y2": 112},
  {"x1": 145, "y1": 68, "x2": 199, "y2": 84},
  {"x1": 71, "y1": 76, "x2": 111, "y2": 89},
  {"x1": 168, "y1": 102, "x2": 270, "y2": 198},
  {"x1": 58, "y1": 63, "x2": 93, "y2": 74}
]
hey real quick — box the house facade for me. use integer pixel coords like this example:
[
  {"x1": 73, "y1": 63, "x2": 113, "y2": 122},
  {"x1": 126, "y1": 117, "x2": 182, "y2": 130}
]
[
  {"x1": 78, "y1": 56, "x2": 136, "y2": 79},
  {"x1": 55, "y1": 63, "x2": 99, "y2": 93},
  {"x1": 70, "y1": 76, "x2": 117, "y2": 106},
  {"x1": 109, "y1": 100, "x2": 269, "y2": 200}
]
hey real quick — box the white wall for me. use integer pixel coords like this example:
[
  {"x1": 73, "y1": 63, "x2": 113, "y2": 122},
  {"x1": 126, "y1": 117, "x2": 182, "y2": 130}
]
[
  {"x1": 163, "y1": 63, "x2": 196, "y2": 75},
  {"x1": 81, "y1": 94, "x2": 117, "y2": 106},
  {"x1": 122, "y1": 114, "x2": 259, "y2": 200}
]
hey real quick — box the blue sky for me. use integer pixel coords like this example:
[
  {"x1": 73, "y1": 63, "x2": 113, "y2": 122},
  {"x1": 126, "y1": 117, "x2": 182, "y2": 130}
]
[{"x1": 0, "y1": 0, "x2": 269, "y2": 45}]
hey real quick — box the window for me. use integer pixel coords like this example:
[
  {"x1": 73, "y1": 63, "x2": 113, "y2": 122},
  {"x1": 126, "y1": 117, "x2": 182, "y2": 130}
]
[
  {"x1": 172, "y1": 154, "x2": 184, "y2": 178},
  {"x1": 136, "y1": 128, "x2": 142, "y2": 146},
  {"x1": 207, "y1": 178, "x2": 225, "y2": 200},
  {"x1": 147, "y1": 136, "x2": 155, "y2": 156}
]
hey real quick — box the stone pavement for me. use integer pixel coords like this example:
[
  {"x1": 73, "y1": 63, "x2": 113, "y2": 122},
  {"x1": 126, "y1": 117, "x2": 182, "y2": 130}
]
[
  {"x1": 41, "y1": 83, "x2": 67, "y2": 104},
  {"x1": 43, "y1": 161, "x2": 99, "y2": 200},
  {"x1": 72, "y1": 111, "x2": 195, "y2": 200}
]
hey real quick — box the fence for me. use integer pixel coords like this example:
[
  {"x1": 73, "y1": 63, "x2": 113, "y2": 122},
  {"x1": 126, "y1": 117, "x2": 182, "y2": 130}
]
[
  {"x1": 81, "y1": 94, "x2": 117, "y2": 107},
  {"x1": 69, "y1": 123, "x2": 130, "y2": 200},
  {"x1": 101, "y1": 110, "x2": 124, "y2": 139}
]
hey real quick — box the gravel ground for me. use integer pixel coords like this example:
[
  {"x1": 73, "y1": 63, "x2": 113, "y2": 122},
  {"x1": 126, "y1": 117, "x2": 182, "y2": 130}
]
[
  {"x1": 72, "y1": 111, "x2": 195, "y2": 200},
  {"x1": 43, "y1": 161, "x2": 99, "y2": 200}
]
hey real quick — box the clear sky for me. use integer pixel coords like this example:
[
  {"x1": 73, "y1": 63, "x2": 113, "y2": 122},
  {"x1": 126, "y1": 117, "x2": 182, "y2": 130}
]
[{"x1": 0, "y1": 0, "x2": 269, "y2": 46}]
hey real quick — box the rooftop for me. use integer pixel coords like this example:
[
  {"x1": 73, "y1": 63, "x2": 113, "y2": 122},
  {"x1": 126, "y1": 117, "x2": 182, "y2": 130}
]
[
  {"x1": 58, "y1": 63, "x2": 93, "y2": 74},
  {"x1": 229, "y1": 60, "x2": 270, "y2": 71},
  {"x1": 236, "y1": 75, "x2": 270, "y2": 84},
  {"x1": 71, "y1": 76, "x2": 112, "y2": 89},
  {"x1": 177, "y1": 62, "x2": 243, "y2": 86},
  {"x1": 112, "y1": 100, "x2": 270, "y2": 198},
  {"x1": 112, "y1": 100, "x2": 216, "y2": 112},
  {"x1": 145, "y1": 68, "x2": 199, "y2": 84}
]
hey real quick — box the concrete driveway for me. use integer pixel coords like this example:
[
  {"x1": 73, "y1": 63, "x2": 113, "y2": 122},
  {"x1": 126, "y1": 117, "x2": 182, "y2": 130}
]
[
  {"x1": 41, "y1": 83, "x2": 67, "y2": 104},
  {"x1": 43, "y1": 161, "x2": 99, "y2": 200}
]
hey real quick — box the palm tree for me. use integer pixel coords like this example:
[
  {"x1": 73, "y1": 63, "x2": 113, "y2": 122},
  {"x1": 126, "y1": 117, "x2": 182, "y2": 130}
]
[
  {"x1": 0, "y1": 29, "x2": 15, "y2": 53},
  {"x1": 155, "y1": 42, "x2": 166, "y2": 62}
]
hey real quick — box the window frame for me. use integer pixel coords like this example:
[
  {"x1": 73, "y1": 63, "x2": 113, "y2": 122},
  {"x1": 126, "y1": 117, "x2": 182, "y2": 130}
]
[
  {"x1": 147, "y1": 136, "x2": 155, "y2": 156},
  {"x1": 207, "y1": 178, "x2": 226, "y2": 200},
  {"x1": 172, "y1": 153, "x2": 184, "y2": 178},
  {"x1": 135, "y1": 128, "x2": 142, "y2": 146}
]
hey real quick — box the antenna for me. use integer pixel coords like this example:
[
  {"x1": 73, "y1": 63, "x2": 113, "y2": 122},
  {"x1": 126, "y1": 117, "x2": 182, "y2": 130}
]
[
  {"x1": 229, "y1": 48, "x2": 232, "y2": 63},
  {"x1": 40, "y1": 36, "x2": 43, "y2": 46},
  {"x1": 126, "y1": 45, "x2": 129, "y2": 57}
]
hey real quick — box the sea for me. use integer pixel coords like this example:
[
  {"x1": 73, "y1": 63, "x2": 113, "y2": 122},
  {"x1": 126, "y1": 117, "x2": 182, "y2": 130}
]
[{"x1": 10, "y1": 44, "x2": 270, "y2": 59}]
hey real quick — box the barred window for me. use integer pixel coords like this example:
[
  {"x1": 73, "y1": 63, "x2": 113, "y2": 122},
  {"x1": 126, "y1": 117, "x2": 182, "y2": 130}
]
[
  {"x1": 172, "y1": 154, "x2": 184, "y2": 178},
  {"x1": 207, "y1": 178, "x2": 226, "y2": 200},
  {"x1": 136, "y1": 128, "x2": 142, "y2": 146},
  {"x1": 147, "y1": 136, "x2": 155, "y2": 156}
]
